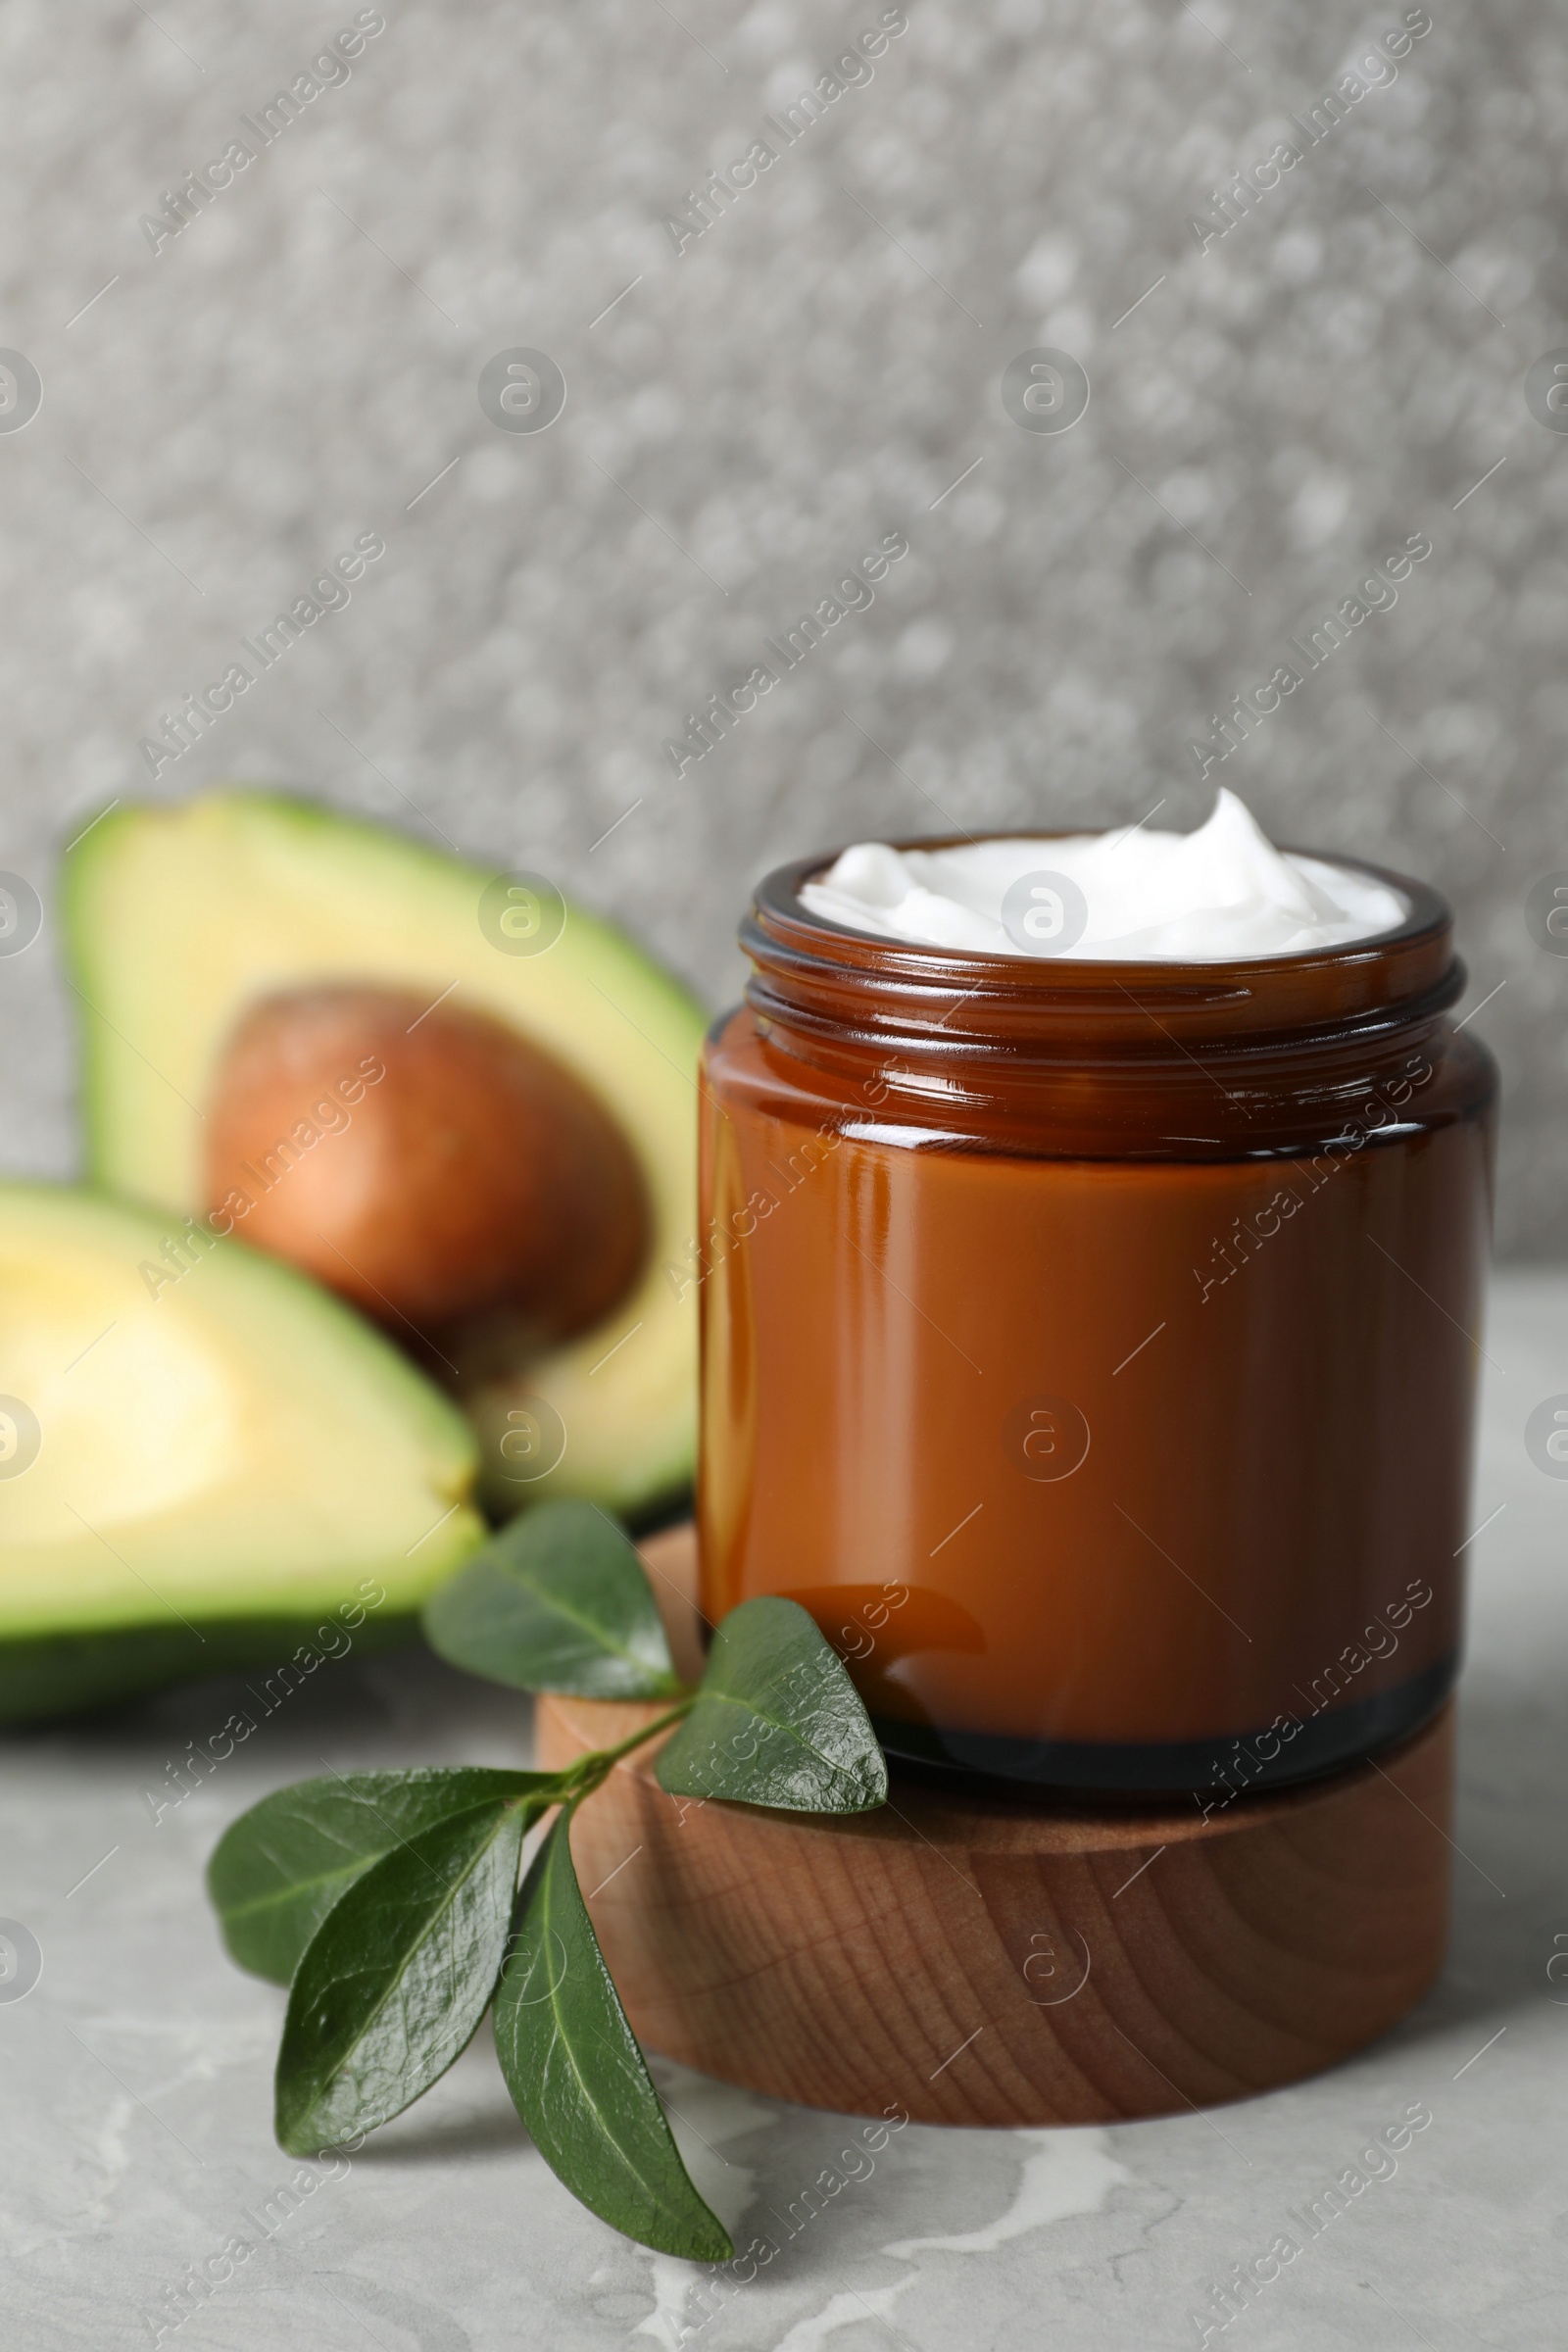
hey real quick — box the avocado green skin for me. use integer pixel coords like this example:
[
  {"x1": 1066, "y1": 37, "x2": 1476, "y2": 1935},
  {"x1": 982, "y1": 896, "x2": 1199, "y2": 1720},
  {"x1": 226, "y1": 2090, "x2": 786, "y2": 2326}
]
[
  {"x1": 0, "y1": 1612, "x2": 419, "y2": 1727},
  {"x1": 0, "y1": 1479, "x2": 700, "y2": 1725},
  {"x1": 0, "y1": 1178, "x2": 486, "y2": 1721}
]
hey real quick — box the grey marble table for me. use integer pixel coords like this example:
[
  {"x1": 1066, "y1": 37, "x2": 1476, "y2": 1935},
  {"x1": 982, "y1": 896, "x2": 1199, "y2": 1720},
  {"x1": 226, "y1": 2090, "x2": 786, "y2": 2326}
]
[{"x1": 3, "y1": 1270, "x2": 1563, "y2": 2352}]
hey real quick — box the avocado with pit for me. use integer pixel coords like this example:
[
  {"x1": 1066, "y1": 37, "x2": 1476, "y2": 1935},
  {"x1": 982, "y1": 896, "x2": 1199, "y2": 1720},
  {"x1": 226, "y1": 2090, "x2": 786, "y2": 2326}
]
[
  {"x1": 65, "y1": 791, "x2": 705, "y2": 1522},
  {"x1": 0, "y1": 1181, "x2": 483, "y2": 1723}
]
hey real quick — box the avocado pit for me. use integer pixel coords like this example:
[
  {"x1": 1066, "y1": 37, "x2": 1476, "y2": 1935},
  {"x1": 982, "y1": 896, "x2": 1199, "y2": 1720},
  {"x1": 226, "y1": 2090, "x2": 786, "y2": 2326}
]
[{"x1": 203, "y1": 984, "x2": 649, "y2": 1346}]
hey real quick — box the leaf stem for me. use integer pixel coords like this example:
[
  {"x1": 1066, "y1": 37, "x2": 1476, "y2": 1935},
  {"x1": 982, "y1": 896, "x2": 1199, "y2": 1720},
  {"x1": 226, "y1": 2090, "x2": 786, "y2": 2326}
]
[{"x1": 557, "y1": 1697, "x2": 696, "y2": 1799}]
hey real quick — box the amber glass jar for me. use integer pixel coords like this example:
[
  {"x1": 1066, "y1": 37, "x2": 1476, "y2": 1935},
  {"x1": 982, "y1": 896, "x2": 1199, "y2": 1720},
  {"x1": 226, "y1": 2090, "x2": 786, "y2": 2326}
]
[{"x1": 695, "y1": 839, "x2": 1496, "y2": 1795}]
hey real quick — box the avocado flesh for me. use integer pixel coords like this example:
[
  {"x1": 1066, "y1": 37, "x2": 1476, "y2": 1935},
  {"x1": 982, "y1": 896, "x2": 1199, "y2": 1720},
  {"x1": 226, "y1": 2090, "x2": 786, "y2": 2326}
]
[
  {"x1": 0, "y1": 1183, "x2": 482, "y2": 1722},
  {"x1": 65, "y1": 791, "x2": 703, "y2": 1520}
]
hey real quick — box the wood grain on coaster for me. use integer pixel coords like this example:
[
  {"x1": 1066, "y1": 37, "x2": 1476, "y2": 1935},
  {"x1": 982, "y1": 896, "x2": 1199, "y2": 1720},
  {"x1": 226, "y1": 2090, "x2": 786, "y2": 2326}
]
[{"x1": 535, "y1": 1525, "x2": 1453, "y2": 2128}]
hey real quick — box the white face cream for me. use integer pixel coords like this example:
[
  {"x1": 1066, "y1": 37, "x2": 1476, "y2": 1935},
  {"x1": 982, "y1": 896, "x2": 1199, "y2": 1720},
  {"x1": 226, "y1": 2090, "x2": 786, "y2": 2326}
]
[{"x1": 799, "y1": 789, "x2": 1407, "y2": 962}]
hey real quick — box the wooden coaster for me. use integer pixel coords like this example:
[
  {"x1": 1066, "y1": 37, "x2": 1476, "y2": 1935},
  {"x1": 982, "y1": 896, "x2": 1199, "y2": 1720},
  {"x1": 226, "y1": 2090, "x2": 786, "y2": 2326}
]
[{"x1": 534, "y1": 1526, "x2": 1454, "y2": 2128}]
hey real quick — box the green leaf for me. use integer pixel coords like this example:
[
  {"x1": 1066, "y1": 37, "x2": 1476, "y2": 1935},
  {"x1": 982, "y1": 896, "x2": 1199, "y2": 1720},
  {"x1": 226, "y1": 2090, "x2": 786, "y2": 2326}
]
[
  {"x1": 656, "y1": 1595, "x2": 888, "y2": 1813},
  {"x1": 421, "y1": 1499, "x2": 681, "y2": 1700},
  {"x1": 208, "y1": 1767, "x2": 554, "y2": 1984},
  {"x1": 274, "y1": 1794, "x2": 535, "y2": 2154},
  {"x1": 493, "y1": 1807, "x2": 731, "y2": 2260}
]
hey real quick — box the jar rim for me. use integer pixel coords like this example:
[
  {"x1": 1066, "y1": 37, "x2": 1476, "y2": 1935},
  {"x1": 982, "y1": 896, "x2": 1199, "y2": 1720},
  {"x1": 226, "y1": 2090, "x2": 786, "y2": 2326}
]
[{"x1": 743, "y1": 836, "x2": 1458, "y2": 1054}]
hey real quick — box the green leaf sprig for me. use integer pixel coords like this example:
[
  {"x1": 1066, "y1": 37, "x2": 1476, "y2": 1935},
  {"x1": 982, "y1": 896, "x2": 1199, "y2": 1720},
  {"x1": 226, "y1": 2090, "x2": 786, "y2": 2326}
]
[{"x1": 207, "y1": 1501, "x2": 887, "y2": 2258}]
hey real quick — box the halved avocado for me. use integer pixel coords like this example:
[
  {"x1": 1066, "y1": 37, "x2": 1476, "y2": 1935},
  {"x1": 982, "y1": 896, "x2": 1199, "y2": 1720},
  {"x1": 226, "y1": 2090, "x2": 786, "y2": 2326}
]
[
  {"x1": 0, "y1": 1181, "x2": 483, "y2": 1722},
  {"x1": 64, "y1": 792, "x2": 704, "y2": 1521}
]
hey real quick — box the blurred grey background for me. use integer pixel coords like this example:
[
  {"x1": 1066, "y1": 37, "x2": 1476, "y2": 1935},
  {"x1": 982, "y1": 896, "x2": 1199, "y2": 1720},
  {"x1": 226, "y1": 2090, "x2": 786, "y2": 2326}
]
[{"x1": 0, "y1": 0, "x2": 1562, "y2": 1250}]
